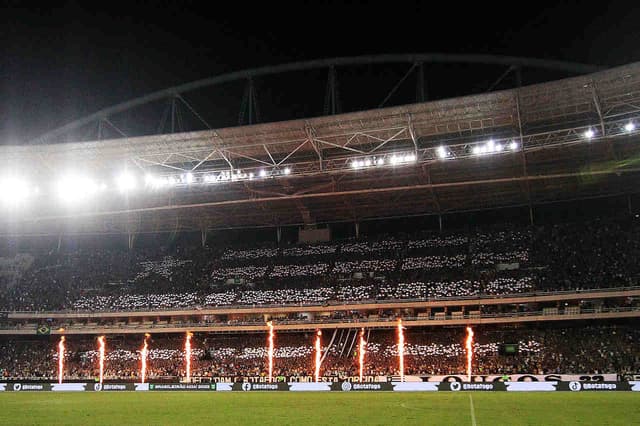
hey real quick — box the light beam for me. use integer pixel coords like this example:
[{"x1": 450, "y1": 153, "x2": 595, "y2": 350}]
[
  {"x1": 397, "y1": 319, "x2": 405, "y2": 382},
  {"x1": 267, "y1": 321, "x2": 275, "y2": 383},
  {"x1": 359, "y1": 328, "x2": 366, "y2": 382},
  {"x1": 140, "y1": 333, "x2": 150, "y2": 384},
  {"x1": 97, "y1": 336, "x2": 105, "y2": 385},
  {"x1": 466, "y1": 326, "x2": 474, "y2": 382},
  {"x1": 315, "y1": 330, "x2": 322, "y2": 383},
  {"x1": 185, "y1": 331, "x2": 193, "y2": 382},
  {"x1": 57, "y1": 336, "x2": 65, "y2": 384}
]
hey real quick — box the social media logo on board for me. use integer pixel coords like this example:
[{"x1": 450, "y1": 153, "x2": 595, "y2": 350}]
[
  {"x1": 569, "y1": 381, "x2": 582, "y2": 391},
  {"x1": 450, "y1": 382, "x2": 461, "y2": 391},
  {"x1": 341, "y1": 382, "x2": 352, "y2": 392},
  {"x1": 241, "y1": 383, "x2": 252, "y2": 391}
]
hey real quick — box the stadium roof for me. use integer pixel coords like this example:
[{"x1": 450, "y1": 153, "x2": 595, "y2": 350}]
[{"x1": 2, "y1": 61, "x2": 640, "y2": 235}]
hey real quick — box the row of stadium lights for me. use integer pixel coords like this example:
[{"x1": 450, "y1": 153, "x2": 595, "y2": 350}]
[
  {"x1": 144, "y1": 166, "x2": 292, "y2": 189},
  {"x1": 350, "y1": 154, "x2": 417, "y2": 169},
  {"x1": 430, "y1": 122, "x2": 636, "y2": 160},
  {"x1": 0, "y1": 167, "x2": 292, "y2": 208},
  {"x1": 437, "y1": 139, "x2": 520, "y2": 160},
  {"x1": 1, "y1": 122, "x2": 636, "y2": 208}
]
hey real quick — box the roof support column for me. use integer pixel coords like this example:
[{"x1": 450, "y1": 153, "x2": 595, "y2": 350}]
[
  {"x1": 515, "y1": 92, "x2": 533, "y2": 219},
  {"x1": 201, "y1": 228, "x2": 208, "y2": 248},
  {"x1": 128, "y1": 232, "x2": 136, "y2": 250}
]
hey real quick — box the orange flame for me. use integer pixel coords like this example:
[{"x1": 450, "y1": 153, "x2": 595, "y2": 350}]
[
  {"x1": 397, "y1": 319, "x2": 405, "y2": 382},
  {"x1": 58, "y1": 336, "x2": 65, "y2": 384},
  {"x1": 97, "y1": 336, "x2": 105, "y2": 385},
  {"x1": 140, "y1": 334, "x2": 150, "y2": 384},
  {"x1": 185, "y1": 332, "x2": 193, "y2": 382},
  {"x1": 267, "y1": 321, "x2": 274, "y2": 383},
  {"x1": 314, "y1": 330, "x2": 322, "y2": 383},
  {"x1": 466, "y1": 326, "x2": 474, "y2": 382},
  {"x1": 358, "y1": 328, "x2": 366, "y2": 382}
]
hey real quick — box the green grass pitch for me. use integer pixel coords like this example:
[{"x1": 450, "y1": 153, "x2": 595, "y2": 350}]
[{"x1": 0, "y1": 392, "x2": 638, "y2": 425}]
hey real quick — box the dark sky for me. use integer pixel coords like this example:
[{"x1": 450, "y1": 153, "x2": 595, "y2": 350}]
[{"x1": 1, "y1": 0, "x2": 639, "y2": 144}]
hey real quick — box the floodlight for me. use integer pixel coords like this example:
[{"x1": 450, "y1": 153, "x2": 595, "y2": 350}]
[
  {"x1": 436, "y1": 146, "x2": 448, "y2": 159},
  {"x1": 116, "y1": 173, "x2": 136, "y2": 192},
  {"x1": 0, "y1": 178, "x2": 30, "y2": 207}
]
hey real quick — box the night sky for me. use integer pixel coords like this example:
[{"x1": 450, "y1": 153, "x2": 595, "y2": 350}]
[{"x1": 1, "y1": 0, "x2": 639, "y2": 144}]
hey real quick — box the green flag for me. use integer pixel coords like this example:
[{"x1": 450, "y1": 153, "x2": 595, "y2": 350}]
[{"x1": 36, "y1": 324, "x2": 51, "y2": 335}]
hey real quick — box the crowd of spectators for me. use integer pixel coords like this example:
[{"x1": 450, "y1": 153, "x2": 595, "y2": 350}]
[
  {"x1": 1, "y1": 216, "x2": 639, "y2": 312},
  {"x1": 1, "y1": 322, "x2": 637, "y2": 380}
]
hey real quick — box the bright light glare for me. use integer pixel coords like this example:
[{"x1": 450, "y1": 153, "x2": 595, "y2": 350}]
[
  {"x1": 116, "y1": 173, "x2": 136, "y2": 192},
  {"x1": 584, "y1": 129, "x2": 595, "y2": 139},
  {"x1": 509, "y1": 141, "x2": 519, "y2": 151},
  {"x1": 0, "y1": 178, "x2": 30, "y2": 207},
  {"x1": 625, "y1": 122, "x2": 636, "y2": 132},
  {"x1": 436, "y1": 146, "x2": 448, "y2": 159},
  {"x1": 56, "y1": 176, "x2": 100, "y2": 203},
  {"x1": 283, "y1": 167, "x2": 291, "y2": 175},
  {"x1": 259, "y1": 169, "x2": 267, "y2": 177}
]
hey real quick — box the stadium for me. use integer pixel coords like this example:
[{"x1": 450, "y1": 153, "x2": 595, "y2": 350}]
[{"x1": 1, "y1": 53, "x2": 640, "y2": 425}]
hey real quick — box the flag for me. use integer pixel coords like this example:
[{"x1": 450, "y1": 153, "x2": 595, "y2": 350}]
[{"x1": 36, "y1": 324, "x2": 51, "y2": 335}]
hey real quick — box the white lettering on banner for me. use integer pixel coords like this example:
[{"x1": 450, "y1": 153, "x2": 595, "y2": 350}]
[
  {"x1": 392, "y1": 382, "x2": 440, "y2": 392},
  {"x1": 152, "y1": 384, "x2": 211, "y2": 390},
  {"x1": 582, "y1": 383, "x2": 617, "y2": 390},
  {"x1": 102, "y1": 384, "x2": 126, "y2": 391},
  {"x1": 352, "y1": 384, "x2": 382, "y2": 390},
  {"x1": 0, "y1": 383, "x2": 5, "y2": 392},
  {"x1": 463, "y1": 384, "x2": 494, "y2": 391},
  {"x1": 51, "y1": 383, "x2": 86, "y2": 392},
  {"x1": 629, "y1": 382, "x2": 640, "y2": 392},
  {"x1": 505, "y1": 382, "x2": 557, "y2": 392},
  {"x1": 22, "y1": 384, "x2": 43, "y2": 390},
  {"x1": 422, "y1": 373, "x2": 616, "y2": 382},
  {"x1": 208, "y1": 373, "x2": 616, "y2": 383},
  {"x1": 249, "y1": 384, "x2": 278, "y2": 390},
  {"x1": 288, "y1": 383, "x2": 331, "y2": 392},
  {"x1": 215, "y1": 383, "x2": 233, "y2": 392}
]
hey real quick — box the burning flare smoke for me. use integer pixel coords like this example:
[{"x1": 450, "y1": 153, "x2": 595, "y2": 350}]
[
  {"x1": 466, "y1": 326, "x2": 474, "y2": 382},
  {"x1": 267, "y1": 321, "x2": 274, "y2": 383},
  {"x1": 185, "y1": 332, "x2": 193, "y2": 382},
  {"x1": 97, "y1": 336, "x2": 106, "y2": 385},
  {"x1": 397, "y1": 319, "x2": 405, "y2": 382},
  {"x1": 314, "y1": 330, "x2": 322, "y2": 383},
  {"x1": 358, "y1": 328, "x2": 366, "y2": 382},
  {"x1": 58, "y1": 336, "x2": 65, "y2": 384},
  {"x1": 140, "y1": 333, "x2": 150, "y2": 384}
]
